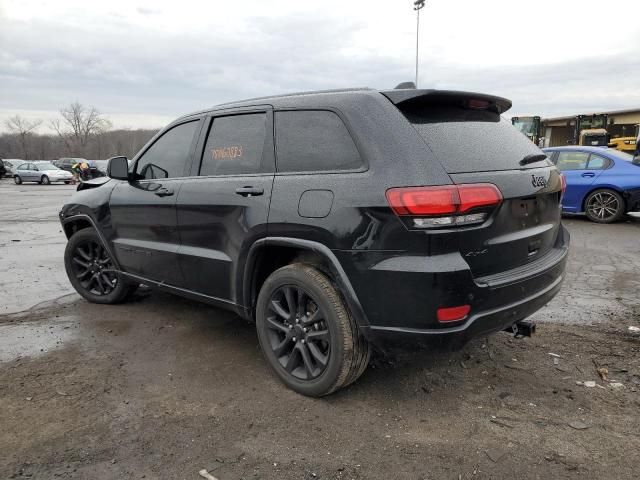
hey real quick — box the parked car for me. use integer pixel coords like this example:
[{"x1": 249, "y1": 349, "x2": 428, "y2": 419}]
[
  {"x1": 91, "y1": 160, "x2": 110, "y2": 175},
  {"x1": 60, "y1": 87, "x2": 569, "y2": 396},
  {"x1": 14, "y1": 161, "x2": 74, "y2": 185},
  {"x1": 543, "y1": 146, "x2": 640, "y2": 223},
  {"x1": 56, "y1": 158, "x2": 88, "y2": 173},
  {"x1": 1, "y1": 159, "x2": 24, "y2": 177}
]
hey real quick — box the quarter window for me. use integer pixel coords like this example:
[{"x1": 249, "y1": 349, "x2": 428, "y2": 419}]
[
  {"x1": 200, "y1": 113, "x2": 267, "y2": 176},
  {"x1": 136, "y1": 120, "x2": 199, "y2": 180},
  {"x1": 275, "y1": 110, "x2": 362, "y2": 172},
  {"x1": 555, "y1": 151, "x2": 590, "y2": 171}
]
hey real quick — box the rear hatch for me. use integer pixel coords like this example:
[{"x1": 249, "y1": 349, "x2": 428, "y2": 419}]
[{"x1": 383, "y1": 90, "x2": 563, "y2": 278}]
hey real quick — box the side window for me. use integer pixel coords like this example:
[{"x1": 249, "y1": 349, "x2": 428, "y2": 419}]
[
  {"x1": 587, "y1": 154, "x2": 609, "y2": 170},
  {"x1": 136, "y1": 120, "x2": 199, "y2": 180},
  {"x1": 275, "y1": 110, "x2": 363, "y2": 172},
  {"x1": 200, "y1": 113, "x2": 267, "y2": 176},
  {"x1": 555, "y1": 151, "x2": 589, "y2": 171}
]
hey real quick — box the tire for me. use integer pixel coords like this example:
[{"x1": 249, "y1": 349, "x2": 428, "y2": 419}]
[
  {"x1": 14, "y1": 175, "x2": 22, "y2": 185},
  {"x1": 64, "y1": 228, "x2": 136, "y2": 304},
  {"x1": 40, "y1": 175, "x2": 50, "y2": 185},
  {"x1": 256, "y1": 263, "x2": 370, "y2": 396},
  {"x1": 584, "y1": 189, "x2": 625, "y2": 223}
]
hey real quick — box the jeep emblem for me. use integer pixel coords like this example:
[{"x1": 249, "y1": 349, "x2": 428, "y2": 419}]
[{"x1": 531, "y1": 174, "x2": 548, "y2": 188}]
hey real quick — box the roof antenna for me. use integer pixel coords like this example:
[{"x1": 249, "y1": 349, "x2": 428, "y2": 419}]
[{"x1": 395, "y1": 82, "x2": 416, "y2": 89}]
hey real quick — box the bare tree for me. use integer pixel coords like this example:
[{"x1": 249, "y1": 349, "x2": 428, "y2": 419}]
[
  {"x1": 50, "y1": 102, "x2": 112, "y2": 156},
  {"x1": 4, "y1": 115, "x2": 42, "y2": 159},
  {"x1": 0, "y1": 128, "x2": 157, "y2": 160}
]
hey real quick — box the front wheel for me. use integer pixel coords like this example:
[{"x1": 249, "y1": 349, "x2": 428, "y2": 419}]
[
  {"x1": 14, "y1": 175, "x2": 22, "y2": 185},
  {"x1": 64, "y1": 228, "x2": 136, "y2": 304},
  {"x1": 40, "y1": 175, "x2": 50, "y2": 185},
  {"x1": 585, "y1": 189, "x2": 625, "y2": 223},
  {"x1": 256, "y1": 263, "x2": 370, "y2": 396}
]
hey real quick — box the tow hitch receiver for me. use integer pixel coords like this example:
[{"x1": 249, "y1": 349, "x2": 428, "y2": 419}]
[{"x1": 505, "y1": 320, "x2": 536, "y2": 338}]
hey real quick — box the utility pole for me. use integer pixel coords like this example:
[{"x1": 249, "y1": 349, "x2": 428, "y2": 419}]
[{"x1": 413, "y1": 0, "x2": 426, "y2": 88}]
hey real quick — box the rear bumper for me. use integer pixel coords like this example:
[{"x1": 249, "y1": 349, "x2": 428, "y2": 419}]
[
  {"x1": 623, "y1": 188, "x2": 640, "y2": 211},
  {"x1": 340, "y1": 224, "x2": 569, "y2": 348},
  {"x1": 366, "y1": 270, "x2": 563, "y2": 349}
]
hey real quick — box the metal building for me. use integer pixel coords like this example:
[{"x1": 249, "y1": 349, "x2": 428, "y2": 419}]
[{"x1": 541, "y1": 108, "x2": 640, "y2": 147}]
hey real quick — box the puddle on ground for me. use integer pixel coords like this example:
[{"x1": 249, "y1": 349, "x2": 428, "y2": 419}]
[{"x1": 0, "y1": 316, "x2": 79, "y2": 362}]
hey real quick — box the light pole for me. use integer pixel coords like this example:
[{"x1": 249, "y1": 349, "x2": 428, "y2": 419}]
[{"x1": 413, "y1": 0, "x2": 426, "y2": 88}]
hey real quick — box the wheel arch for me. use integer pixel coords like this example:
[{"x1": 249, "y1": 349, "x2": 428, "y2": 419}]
[
  {"x1": 61, "y1": 214, "x2": 121, "y2": 269},
  {"x1": 241, "y1": 237, "x2": 371, "y2": 333}
]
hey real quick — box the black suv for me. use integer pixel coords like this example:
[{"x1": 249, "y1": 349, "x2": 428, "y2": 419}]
[{"x1": 60, "y1": 87, "x2": 569, "y2": 396}]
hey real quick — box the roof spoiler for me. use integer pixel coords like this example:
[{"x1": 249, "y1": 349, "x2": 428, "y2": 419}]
[{"x1": 381, "y1": 89, "x2": 512, "y2": 114}]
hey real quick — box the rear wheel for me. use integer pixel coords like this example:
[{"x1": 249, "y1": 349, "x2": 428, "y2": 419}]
[
  {"x1": 14, "y1": 175, "x2": 22, "y2": 185},
  {"x1": 585, "y1": 189, "x2": 625, "y2": 223},
  {"x1": 40, "y1": 175, "x2": 50, "y2": 185},
  {"x1": 64, "y1": 228, "x2": 136, "y2": 304},
  {"x1": 256, "y1": 263, "x2": 370, "y2": 396}
]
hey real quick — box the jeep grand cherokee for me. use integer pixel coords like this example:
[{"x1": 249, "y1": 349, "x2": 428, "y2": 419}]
[{"x1": 60, "y1": 87, "x2": 569, "y2": 396}]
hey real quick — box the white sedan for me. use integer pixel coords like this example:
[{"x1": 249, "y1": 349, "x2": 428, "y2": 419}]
[{"x1": 13, "y1": 161, "x2": 74, "y2": 185}]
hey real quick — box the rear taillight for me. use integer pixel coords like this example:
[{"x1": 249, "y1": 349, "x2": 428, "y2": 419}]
[
  {"x1": 386, "y1": 184, "x2": 502, "y2": 229},
  {"x1": 437, "y1": 305, "x2": 471, "y2": 323},
  {"x1": 559, "y1": 174, "x2": 567, "y2": 200}
]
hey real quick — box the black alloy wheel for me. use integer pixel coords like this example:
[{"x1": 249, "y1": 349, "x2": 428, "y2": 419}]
[
  {"x1": 70, "y1": 238, "x2": 118, "y2": 296},
  {"x1": 265, "y1": 285, "x2": 331, "y2": 380},
  {"x1": 256, "y1": 264, "x2": 370, "y2": 396},
  {"x1": 64, "y1": 228, "x2": 136, "y2": 304},
  {"x1": 585, "y1": 189, "x2": 624, "y2": 223}
]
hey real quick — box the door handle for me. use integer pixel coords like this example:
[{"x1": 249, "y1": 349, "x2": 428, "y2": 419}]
[
  {"x1": 235, "y1": 186, "x2": 264, "y2": 197},
  {"x1": 581, "y1": 172, "x2": 595, "y2": 177},
  {"x1": 154, "y1": 188, "x2": 174, "y2": 197}
]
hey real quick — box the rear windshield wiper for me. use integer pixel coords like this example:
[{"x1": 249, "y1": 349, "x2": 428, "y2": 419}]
[{"x1": 520, "y1": 154, "x2": 547, "y2": 166}]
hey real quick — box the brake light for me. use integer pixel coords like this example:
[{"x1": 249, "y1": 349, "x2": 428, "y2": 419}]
[
  {"x1": 437, "y1": 305, "x2": 471, "y2": 323},
  {"x1": 386, "y1": 184, "x2": 502, "y2": 228},
  {"x1": 559, "y1": 173, "x2": 567, "y2": 197},
  {"x1": 467, "y1": 99, "x2": 491, "y2": 110}
]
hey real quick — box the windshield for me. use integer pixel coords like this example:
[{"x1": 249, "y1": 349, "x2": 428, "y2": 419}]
[
  {"x1": 512, "y1": 117, "x2": 539, "y2": 137},
  {"x1": 36, "y1": 162, "x2": 59, "y2": 170}
]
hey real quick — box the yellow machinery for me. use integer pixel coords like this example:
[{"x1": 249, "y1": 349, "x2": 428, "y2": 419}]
[
  {"x1": 608, "y1": 124, "x2": 638, "y2": 153},
  {"x1": 578, "y1": 128, "x2": 609, "y2": 146}
]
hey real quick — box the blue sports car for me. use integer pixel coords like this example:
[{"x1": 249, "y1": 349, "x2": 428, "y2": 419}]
[{"x1": 543, "y1": 146, "x2": 640, "y2": 223}]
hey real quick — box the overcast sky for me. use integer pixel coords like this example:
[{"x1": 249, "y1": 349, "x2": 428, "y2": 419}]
[{"x1": 1, "y1": 0, "x2": 640, "y2": 132}]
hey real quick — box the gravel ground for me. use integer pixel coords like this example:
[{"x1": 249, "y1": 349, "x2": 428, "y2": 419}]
[{"x1": 1, "y1": 180, "x2": 639, "y2": 479}]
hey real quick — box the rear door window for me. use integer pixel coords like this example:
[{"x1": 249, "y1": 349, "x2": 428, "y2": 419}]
[
  {"x1": 398, "y1": 104, "x2": 548, "y2": 173},
  {"x1": 275, "y1": 110, "x2": 363, "y2": 172},
  {"x1": 200, "y1": 113, "x2": 267, "y2": 176},
  {"x1": 556, "y1": 151, "x2": 589, "y2": 171},
  {"x1": 587, "y1": 154, "x2": 610, "y2": 170}
]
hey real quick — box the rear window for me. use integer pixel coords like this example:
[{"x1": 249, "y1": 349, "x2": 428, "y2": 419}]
[{"x1": 399, "y1": 104, "x2": 548, "y2": 173}]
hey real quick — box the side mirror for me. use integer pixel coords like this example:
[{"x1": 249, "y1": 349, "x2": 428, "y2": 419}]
[{"x1": 107, "y1": 156, "x2": 129, "y2": 180}]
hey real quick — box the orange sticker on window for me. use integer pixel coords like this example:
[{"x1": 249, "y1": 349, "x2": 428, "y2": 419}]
[{"x1": 212, "y1": 145, "x2": 243, "y2": 160}]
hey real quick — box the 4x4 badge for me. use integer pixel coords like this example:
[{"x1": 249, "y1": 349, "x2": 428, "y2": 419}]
[{"x1": 531, "y1": 174, "x2": 548, "y2": 188}]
